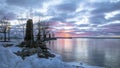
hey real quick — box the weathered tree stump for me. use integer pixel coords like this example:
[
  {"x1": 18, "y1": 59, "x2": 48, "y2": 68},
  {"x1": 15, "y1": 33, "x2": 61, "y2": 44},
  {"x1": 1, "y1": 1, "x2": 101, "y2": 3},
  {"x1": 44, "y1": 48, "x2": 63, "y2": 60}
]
[
  {"x1": 24, "y1": 19, "x2": 34, "y2": 47},
  {"x1": 15, "y1": 19, "x2": 55, "y2": 59}
]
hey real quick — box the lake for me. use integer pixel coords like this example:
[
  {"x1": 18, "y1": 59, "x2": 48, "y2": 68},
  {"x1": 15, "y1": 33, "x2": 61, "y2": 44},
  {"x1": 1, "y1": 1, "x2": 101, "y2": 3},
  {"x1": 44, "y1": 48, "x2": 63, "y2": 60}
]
[{"x1": 47, "y1": 38, "x2": 120, "y2": 68}]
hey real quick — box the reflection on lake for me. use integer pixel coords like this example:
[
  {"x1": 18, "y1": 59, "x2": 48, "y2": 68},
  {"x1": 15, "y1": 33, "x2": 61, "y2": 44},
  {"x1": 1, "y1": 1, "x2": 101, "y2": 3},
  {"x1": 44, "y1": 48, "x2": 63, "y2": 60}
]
[{"x1": 47, "y1": 38, "x2": 120, "y2": 68}]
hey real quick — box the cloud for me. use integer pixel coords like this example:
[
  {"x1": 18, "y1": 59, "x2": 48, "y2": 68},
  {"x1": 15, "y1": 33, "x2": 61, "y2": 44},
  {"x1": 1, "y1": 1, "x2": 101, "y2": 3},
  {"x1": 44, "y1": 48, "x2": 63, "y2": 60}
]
[
  {"x1": 49, "y1": 12, "x2": 76, "y2": 22},
  {"x1": 0, "y1": 9, "x2": 16, "y2": 20},
  {"x1": 77, "y1": 24, "x2": 90, "y2": 27},
  {"x1": 89, "y1": 14, "x2": 106, "y2": 24},
  {"x1": 91, "y1": 2, "x2": 120, "y2": 14},
  {"x1": 88, "y1": 1, "x2": 120, "y2": 24},
  {"x1": 6, "y1": 0, "x2": 49, "y2": 8},
  {"x1": 55, "y1": 2, "x2": 78, "y2": 12},
  {"x1": 0, "y1": 0, "x2": 120, "y2": 34},
  {"x1": 108, "y1": 14, "x2": 120, "y2": 22},
  {"x1": 33, "y1": 11, "x2": 44, "y2": 16},
  {"x1": 98, "y1": 23, "x2": 120, "y2": 33}
]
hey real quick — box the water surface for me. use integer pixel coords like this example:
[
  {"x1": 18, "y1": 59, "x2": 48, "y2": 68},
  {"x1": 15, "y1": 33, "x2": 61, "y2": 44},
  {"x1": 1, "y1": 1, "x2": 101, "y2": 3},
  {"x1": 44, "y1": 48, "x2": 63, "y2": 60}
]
[{"x1": 47, "y1": 38, "x2": 120, "y2": 68}]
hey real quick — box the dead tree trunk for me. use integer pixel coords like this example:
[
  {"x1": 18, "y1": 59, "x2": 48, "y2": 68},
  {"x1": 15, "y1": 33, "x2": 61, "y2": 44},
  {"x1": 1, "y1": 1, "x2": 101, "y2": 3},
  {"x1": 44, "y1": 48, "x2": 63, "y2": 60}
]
[{"x1": 24, "y1": 19, "x2": 34, "y2": 47}]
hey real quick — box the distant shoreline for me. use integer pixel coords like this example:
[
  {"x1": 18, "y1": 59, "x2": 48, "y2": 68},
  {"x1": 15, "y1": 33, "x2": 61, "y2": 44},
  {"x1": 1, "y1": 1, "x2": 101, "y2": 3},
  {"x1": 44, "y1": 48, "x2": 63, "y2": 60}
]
[{"x1": 56, "y1": 36, "x2": 120, "y2": 39}]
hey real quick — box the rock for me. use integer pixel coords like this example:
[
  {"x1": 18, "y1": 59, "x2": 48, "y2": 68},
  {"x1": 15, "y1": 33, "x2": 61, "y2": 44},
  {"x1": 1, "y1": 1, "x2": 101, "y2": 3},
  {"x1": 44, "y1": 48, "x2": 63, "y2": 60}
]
[
  {"x1": 37, "y1": 47, "x2": 42, "y2": 53},
  {"x1": 37, "y1": 52, "x2": 46, "y2": 58},
  {"x1": 49, "y1": 54, "x2": 55, "y2": 58},
  {"x1": 17, "y1": 41, "x2": 26, "y2": 47},
  {"x1": 14, "y1": 46, "x2": 55, "y2": 59},
  {"x1": 2, "y1": 43, "x2": 13, "y2": 47}
]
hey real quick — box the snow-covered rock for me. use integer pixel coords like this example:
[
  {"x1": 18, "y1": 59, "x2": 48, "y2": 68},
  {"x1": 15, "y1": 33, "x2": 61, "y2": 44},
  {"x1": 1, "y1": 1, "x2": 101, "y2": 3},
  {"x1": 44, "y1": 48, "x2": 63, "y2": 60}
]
[{"x1": 0, "y1": 46, "x2": 103, "y2": 68}]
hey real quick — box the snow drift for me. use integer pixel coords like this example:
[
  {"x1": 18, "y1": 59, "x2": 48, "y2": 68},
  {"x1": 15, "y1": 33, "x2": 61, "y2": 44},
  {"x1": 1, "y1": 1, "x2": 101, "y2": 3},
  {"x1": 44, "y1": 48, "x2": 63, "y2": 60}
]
[{"x1": 0, "y1": 46, "x2": 103, "y2": 68}]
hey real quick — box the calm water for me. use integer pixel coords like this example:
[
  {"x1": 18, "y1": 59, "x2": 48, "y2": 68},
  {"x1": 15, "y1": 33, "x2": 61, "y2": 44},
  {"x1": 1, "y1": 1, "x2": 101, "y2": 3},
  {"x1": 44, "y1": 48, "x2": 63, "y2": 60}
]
[{"x1": 47, "y1": 38, "x2": 120, "y2": 68}]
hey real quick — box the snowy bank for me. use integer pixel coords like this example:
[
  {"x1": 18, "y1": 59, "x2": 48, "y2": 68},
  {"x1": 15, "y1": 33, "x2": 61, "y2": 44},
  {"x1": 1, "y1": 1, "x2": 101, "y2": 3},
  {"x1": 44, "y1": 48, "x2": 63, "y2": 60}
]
[{"x1": 0, "y1": 46, "x2": 103, "y2": 68}]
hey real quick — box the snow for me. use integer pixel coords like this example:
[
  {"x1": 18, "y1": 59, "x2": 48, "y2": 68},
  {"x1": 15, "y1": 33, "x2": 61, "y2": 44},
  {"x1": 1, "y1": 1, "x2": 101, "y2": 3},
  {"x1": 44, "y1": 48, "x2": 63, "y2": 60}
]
[
  {"x1": 0, "y1": 47, "x2": 22, "y2": 68},
  {"x1": 0, "y1": 44, "x2": 104, "y2": 68}
]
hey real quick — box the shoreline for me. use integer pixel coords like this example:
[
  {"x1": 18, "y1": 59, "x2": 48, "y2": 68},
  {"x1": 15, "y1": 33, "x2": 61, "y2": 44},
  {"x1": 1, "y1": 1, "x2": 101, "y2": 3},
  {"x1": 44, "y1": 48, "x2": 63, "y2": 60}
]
[
  {"x1": 56, "y1": 36, "x2": 120, "y2": 39},
  {"x1": 0, "y1": 45, "x2": 103, "y2": 68}
]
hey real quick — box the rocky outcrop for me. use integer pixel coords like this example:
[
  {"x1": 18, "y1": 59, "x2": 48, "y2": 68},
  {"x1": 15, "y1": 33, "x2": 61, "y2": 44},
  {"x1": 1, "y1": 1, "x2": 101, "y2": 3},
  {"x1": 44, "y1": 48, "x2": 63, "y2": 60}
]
[{"x1": 15, "y1": 45, "x2": 55, "y2": 59}]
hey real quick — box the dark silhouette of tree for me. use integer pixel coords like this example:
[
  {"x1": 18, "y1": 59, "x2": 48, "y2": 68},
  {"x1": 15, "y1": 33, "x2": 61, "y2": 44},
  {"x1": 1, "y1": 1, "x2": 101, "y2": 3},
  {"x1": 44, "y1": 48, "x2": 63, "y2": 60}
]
[
  {"x1": 24, "y1": 19, "x2": 34, "y2": 47},
  {"x1": 24, "y1": 19, "x2": 34, "y2": 41},
  {"x1": 37, "y1": 22, "x2": 41, "y2": 40},
  {"x1": 0, "y1": 17, "x2": 11, "y2": 41}
]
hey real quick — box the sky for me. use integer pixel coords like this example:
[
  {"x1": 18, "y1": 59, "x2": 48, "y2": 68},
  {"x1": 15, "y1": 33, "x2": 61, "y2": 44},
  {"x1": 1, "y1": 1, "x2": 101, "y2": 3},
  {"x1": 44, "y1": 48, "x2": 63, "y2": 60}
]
[{"x1": 0, "y1": 0, "x2": 120, "y2": 36}]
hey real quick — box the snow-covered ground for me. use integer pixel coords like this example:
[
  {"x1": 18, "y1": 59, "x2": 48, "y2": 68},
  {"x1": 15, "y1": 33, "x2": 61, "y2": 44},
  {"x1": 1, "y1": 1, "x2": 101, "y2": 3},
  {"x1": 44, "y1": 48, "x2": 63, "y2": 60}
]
[{"x1": 0, "y1": 42, "x2": 104, "y2": 68}]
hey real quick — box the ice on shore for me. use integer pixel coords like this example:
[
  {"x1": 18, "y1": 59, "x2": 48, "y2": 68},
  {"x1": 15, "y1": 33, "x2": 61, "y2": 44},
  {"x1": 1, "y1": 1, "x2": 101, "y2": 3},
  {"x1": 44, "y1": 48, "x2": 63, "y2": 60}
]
[{"x1": 0, "y1": 45, "x2": 103, "y2": 68}]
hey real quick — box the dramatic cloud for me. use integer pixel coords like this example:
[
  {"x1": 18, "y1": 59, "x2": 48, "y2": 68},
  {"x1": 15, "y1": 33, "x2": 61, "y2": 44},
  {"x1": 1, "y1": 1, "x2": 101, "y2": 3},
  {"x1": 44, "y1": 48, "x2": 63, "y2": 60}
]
[
  {"x1": 0, "y1": 8, "x2": 16, "y2": 20},
  {"x1": 0, "y1": 0, "x2": 120, "y2": 34},
  {"x1": 6, "y1": 0, "x2": 49, "y2": 8},
  {"x1": 55, "y1": 0, "x2": 79, "y2": 12},
  {"x1": 89, "y1": 1, "x2": 120, "y2": 24},
  {"x1": 108, "y1": 13, "x2": 120, "y2": 22}
]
